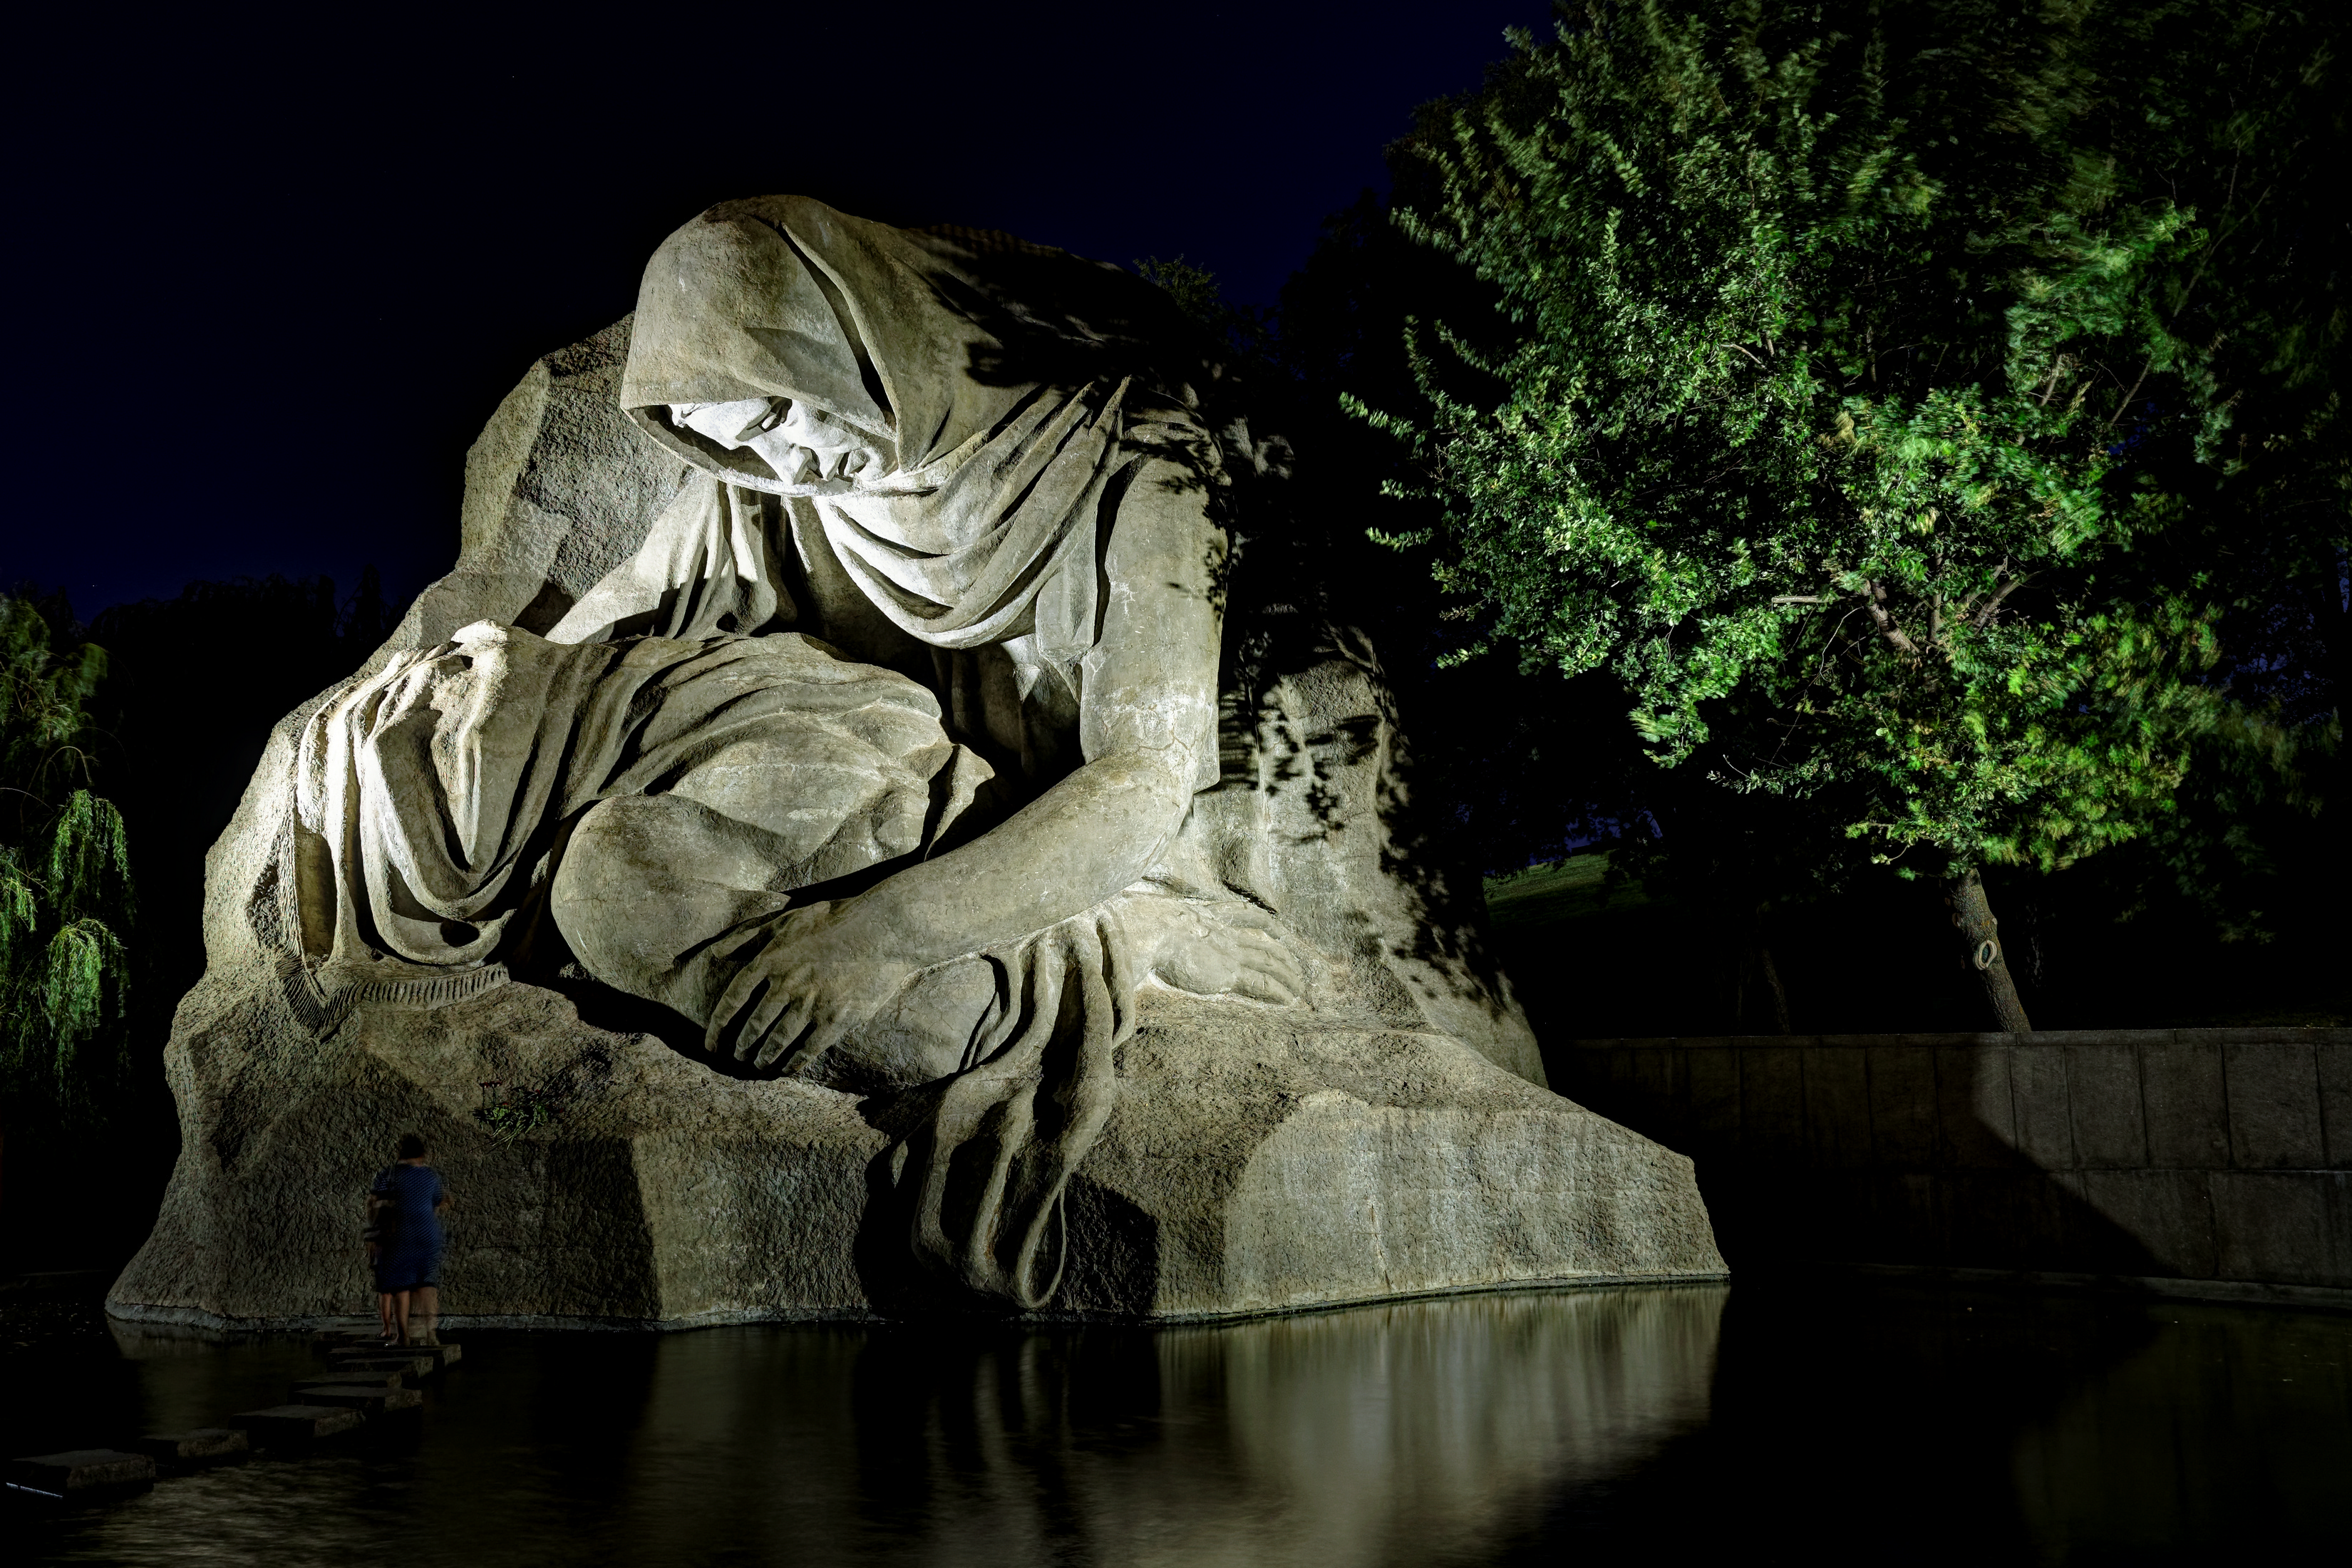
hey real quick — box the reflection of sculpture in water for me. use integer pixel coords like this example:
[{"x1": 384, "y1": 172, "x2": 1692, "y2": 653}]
[
  {"x1": 296, "y1": 198, "x2": 1310, "y2": 1306},
  {"x1": 624, "y1": 1286, "x2": 1726, "y2": 1562}
]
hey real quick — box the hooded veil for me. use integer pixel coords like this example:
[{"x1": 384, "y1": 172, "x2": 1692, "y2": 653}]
[{"x1": 556, "y1": 197, "x2": 1222, "y2": 767}]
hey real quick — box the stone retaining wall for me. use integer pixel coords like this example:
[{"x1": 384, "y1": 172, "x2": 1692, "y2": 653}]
[{"x1": 1557, "y1": 1029, "x2": 2351, "y2": 1302}]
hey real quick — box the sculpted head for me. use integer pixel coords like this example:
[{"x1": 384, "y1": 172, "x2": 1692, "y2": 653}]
[{"x1": 668, "y1": 397, "x2": 894, "y2": 488}]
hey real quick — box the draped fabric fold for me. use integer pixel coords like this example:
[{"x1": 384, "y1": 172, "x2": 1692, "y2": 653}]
[
  {"x1": 902, "y1": 907, "x2": 1133, "y2": 1308},
  {"x1": 818, "y1": 376, "x2": 1129, "y2": 669},
  {"x1": 294, "y1": 624, "x2": 984, "y2": 976},
  {"x1": 548, "y1": 483, "x2": 792, "y2": 648}
]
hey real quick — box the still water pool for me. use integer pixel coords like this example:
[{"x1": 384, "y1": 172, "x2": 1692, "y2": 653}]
[{"x1": 7, "y1": 1279, "x2": 2348, "y2": 1565}]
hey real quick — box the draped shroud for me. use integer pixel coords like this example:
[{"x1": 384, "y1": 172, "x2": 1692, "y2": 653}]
[
  {"x1": 289, "y1": 197, "x2": 1254, "y2": 1310},
  {"x1": 294, "y1": 624, "x2": 991, "y2": 976}
]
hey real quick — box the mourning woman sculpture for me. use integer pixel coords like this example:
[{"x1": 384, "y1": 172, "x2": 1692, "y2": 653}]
[
  {"x1": 110, "y1": 198, "x2": 1721, "y2": 1331},
  {"x1": 297, "y1": 198, "x2": 1309, "y2": 1303}
]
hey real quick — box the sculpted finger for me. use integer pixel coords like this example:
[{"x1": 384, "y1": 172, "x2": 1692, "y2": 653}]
[
  {"x1": 741, "y1": 971, "x2": 817, "y2": 1061},
  {"x1": 1242, "y1": 944, "x2": 1304, "y2": 989},
  {"x1": 1232, "y1": 930, "x2": 1304, "y2": 980},
  {"x1": 1241, "y1": 940, "x2": 1299, "y2": 973},
  {"x1": 751, "y1": 997, "x2": 815, "y2": 1070},
  {"x1": 1251, "y1": 959, "x2": 1307, "y2": 991},
  {"x1": 1227, "y1": 922, "x2": 1287, "y2": 950},
  {"x1": 795, "y1": 1008, "x2": 855, "y2": 1067},
  {"x1": 712, "y1": 967, "x2": 775, "y2": 1059},
  {"x1": 1231, "y1": 966, "x2": 1301, "y2": 1005}
]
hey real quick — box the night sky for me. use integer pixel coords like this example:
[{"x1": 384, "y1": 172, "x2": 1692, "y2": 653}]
[{"x1": 6, "y1": 4, "x2": 1551, "y2": 619}]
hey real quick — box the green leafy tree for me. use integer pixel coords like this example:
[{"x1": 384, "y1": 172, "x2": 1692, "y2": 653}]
[
  {"x1": 1, "y1": 594, "x2": 134, "y2": 1119},
  {"x1": 1356, "y1": 0, "x2": 2343, "y2": 1029}
]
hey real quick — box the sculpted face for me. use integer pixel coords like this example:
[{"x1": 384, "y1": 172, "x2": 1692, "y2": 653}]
[{"x1": 671, "y1": 398, "x2": 894, "y2": 487}]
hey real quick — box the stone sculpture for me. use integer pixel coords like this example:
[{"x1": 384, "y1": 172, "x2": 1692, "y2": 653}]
[{"x1": 110, "y1": 199, "x2": 1723, "y2": 1327}]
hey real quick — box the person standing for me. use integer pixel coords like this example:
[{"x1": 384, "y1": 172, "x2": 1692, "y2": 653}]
[
  {"x1": 368, "y1": 1133, "x2": 450, "y2": 1345},
  {"x1": 363, "y1": 1175, "x2": 397, "y2": 1344}
]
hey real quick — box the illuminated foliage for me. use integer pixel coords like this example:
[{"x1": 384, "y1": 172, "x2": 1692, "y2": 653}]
[
  {"x1": 2, "y1": 594, "x2": 134, "y2": 1116},
  {"x1": 1358, "y1": 1, "x2": 2343, "y2": 1024}
]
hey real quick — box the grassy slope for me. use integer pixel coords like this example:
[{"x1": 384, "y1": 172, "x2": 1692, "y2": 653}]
[{"x1": 1482, "y1": 854, "x2": 1649, "y2": 929}]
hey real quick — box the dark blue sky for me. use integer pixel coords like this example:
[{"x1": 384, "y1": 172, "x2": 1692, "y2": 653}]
[{"x1": 5, "y1": 3, "x2": 1553, "y2": 621}]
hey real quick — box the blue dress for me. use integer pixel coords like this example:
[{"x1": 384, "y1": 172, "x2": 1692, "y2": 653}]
[{"x1": 371, "y1": 1164, "x2": 445, "y2": 1292}]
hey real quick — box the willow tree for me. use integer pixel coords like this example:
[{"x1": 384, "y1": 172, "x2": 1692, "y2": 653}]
[
  {"x1": 1357, "y1": 0, "x2": 2341, "y2": 1030},
  {"x1": 2, "y1": 594, "x2": 134, "y2": 1119}
]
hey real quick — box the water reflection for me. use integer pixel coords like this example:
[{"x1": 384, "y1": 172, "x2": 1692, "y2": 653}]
[
  {"x1": 21, "y1": 1283, "x2": 2346, "y2": 1564},
  {"x1": 616, "y1": 1288, "x2": 1723, "y2": 1567},
  {"x1": 2013, "y1": 1303, "x2": 2352, "y2": 1554},
  {"x1": 26, "y1": 1286, "x2": 1724, "y2": 1567}
]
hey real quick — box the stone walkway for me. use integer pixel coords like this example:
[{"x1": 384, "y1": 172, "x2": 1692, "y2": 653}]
[{"x1": 5, "y1": 1332, "x2": 459, "y2": 1504}]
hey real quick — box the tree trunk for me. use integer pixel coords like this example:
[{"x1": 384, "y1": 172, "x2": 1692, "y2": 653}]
[
  {"x1": 1758, "y1": 942, "x2": 1793, "y2": 1034},
  {"x1": 1947, "y1": 868, "x2": 2032, "y2": 1032},
  {"x1": 1731, "y1": 905, "x2": 1793, "y2": 1034}
]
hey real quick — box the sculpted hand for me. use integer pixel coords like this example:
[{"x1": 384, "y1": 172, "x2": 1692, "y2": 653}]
[
  {"x1": 1141, "y1": 901, "x2": 1304, "y2": 1006},
  {"x1": 707, "y1": 900, "x2": 918, "y2": 1071}
]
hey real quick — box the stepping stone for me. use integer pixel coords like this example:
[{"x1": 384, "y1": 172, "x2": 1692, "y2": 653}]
[
  {"x1": 299, "y1": 1363, "x2": 406, "y2": 1389},
  {"x1": 226, "y1": 1405, "x2": 363, "y2": 1445},
  {"x1": 328, "y1": 1346, "x2": 436, "y2": 1371},
  {"x1": 327, "y1": 1351, "x2": 435, "y2": 1380},
  {"x1": 343, "y1": 1340, "x2": 461, "y2": 1367},
  {"x1": 289, "y1": 1383, "x2": 423, "y2": 1414},
  {"x1": 6, "y1": 1449, "x2": 157, "y2": 1494},
  {"x1": 324, "y1": 1361, "x2": 430, "y2": 1387},
  {"x1": 312, "y1": 1329, "x2": 386, "y2": 1346},
  {"x1": 133, "y1": 1429, "x2": 250, "y2": 1464}
]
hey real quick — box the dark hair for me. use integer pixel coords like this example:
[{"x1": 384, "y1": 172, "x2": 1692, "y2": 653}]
[{"x1": 396, "y1": 1133, "x2": 427, "y2": 1160}]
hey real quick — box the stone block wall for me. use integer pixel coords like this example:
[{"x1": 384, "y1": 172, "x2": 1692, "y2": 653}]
[{"x1": 1557, "y1": 1030, "x2": 2351, "y2": 1299}]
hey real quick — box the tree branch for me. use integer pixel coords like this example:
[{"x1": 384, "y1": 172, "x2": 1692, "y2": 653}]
[
  {"x1": 1974, "y1": 572, "x2": 2032, "y2": 628},
  {"x1": 1863, "y1": 582, "x2": 1920, "y2": 656},
  {"x1": 2103, "y1": 358, "x2": 2153, "y2": 431}
]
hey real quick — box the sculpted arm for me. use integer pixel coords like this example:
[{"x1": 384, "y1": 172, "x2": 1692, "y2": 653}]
[{"x1": 718, "y1": 462, "x2": 1224, "y2": 1059}]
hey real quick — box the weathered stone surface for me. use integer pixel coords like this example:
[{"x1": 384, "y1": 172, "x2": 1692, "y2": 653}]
[
  {"x1": 1561, "y1": 1029, "x2": 2351, "y2": 1291},
  {"x1": 325, "y1": 1348, "x2": 437, "y2": 1377},
  {"x1": 7, "y1": 1449, "x2": 155, "y2": 1492},
  {"x1": 132, "y1": 1428, "x2": 249, "y2": 1463},
  {"x1": 111, "y1": 212, "x2": 1718, "y2": 1326},
  {"x1": 390, "y1": 318, "x2": 691, "y2": 651},
  {"x1": 302, "y1": 1363, "x2": 406, "y2": 1388},
  {"x1": 1061, "y1": 997, "x2": 1721, "y2": 1316},
  {"x1": 227, "y1": 1405, "x2": 362, "y2": 1443},
  {"x1": 2224, "y1": 1042, "x2": 2326, "y2": 1168},
  {"x1": 111, "y1": 977, "x2": 1719, "y2": 1326},
  {"x1": 291, "y1": 1383, "x2": 423, "y2": 1413}
]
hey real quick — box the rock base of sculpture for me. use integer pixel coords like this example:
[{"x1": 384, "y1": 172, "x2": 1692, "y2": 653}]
[{"x1": 109, "y1": 976, "x2": 1722, "y2": 1329}]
